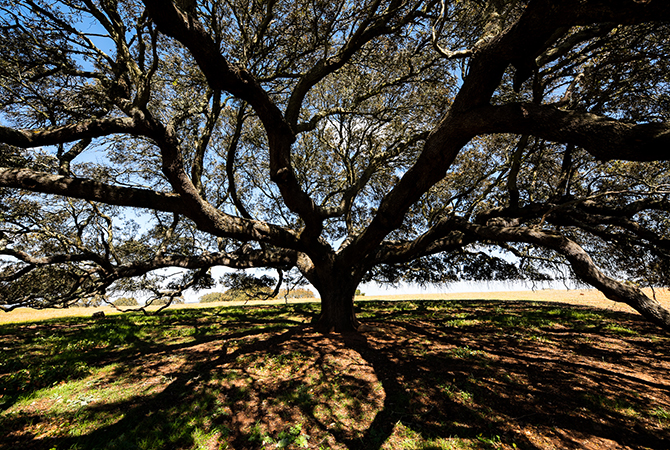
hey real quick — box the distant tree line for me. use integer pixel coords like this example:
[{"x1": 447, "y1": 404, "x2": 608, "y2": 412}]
[
  {"x1": 112, "y1": 296, "x2": 184, "y2": 307},
  {"x1": 200, "y1": 288, "x2": 315, "y2": 303}
]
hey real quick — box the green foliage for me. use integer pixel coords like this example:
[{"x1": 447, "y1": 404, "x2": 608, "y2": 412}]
[
  {"x1": 652, "y1": 407, "x2": 670, "y2": 425},
  {"x1": 364, "y1": 252, "x2": 553, "y2": 287},
  {"x1": 222, "y1": 272, "x2": 276, "y2": 292},
  {"x1": 220, "y1": 272, "x2": 276, "y2": 300},
  {"x1": 249, "y1": 422, "x2": 309, "y2": 449},
  {"x1": 223, "y1": 287, "x2": 273, "y2": 302}
]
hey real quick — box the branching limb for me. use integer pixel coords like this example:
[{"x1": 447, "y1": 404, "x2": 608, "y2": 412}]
[
  {"x1": 192, "y1": 89, "x2": 222, "y2": 194},
  {"x1": 0, "y1": 168, "x2": 187, "y2": 213},
  {"x1": 58, "y1": 138, "x2": 92, "y2": 176},
  {"x1": 225, "y1": 104, "x2": 252, "y2": 219},
  {"x1": 430, "y1": 0, "x2": 473, "y2": 60}
]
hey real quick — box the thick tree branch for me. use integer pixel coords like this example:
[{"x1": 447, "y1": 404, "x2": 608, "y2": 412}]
[
  {"x1": 139, "y1": 109, "x2": 303, "y2": 250},
  {"x1": 374, "y1": 228, "x2": 468, "y2": 265},
  {"x1": 0, "y1": 168, "x2": 187, "y2": 214},
  {"x1": 284, "y1": 0, "x2": 424, "y2": 127},
  {"x1": 0, "y1": 117, "x2": 143, "y2": 148},
  {"x1": 226, "y1": 105, "x2": 253, "y2": 220},
  {"x1": 140, "y1": 0, "x2": 286, "y2": 128},
  {"x1": 467, "y1": 103, "x2": 670, "y2": 161},
  {"x1": 341, "y1": 0, "x2": 670, "y2": 270},
  {"x1": 142, "y1": 0, "x2": 328, "y2": 244},
  {"x1": 0, "y1": 167, "x2": 302, "y2": 250},
  {"x1": 114, "y1": 248, "x2": 297, "y2": 279}
]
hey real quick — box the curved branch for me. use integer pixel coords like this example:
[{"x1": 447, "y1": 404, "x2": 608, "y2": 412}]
[
  {"x1": 536, "y1": 23, "x2": 616, "y2": 68},
  {"x1": 341, "y1": 0, "x2": 670, "y2": 267},
  {"x1": 2, "y1": 247, "x2": 110, "y2": 269},
  {"x1": 226, "y1": 105, "x2": 253, "y2": 219},
  {"x1": 114, "y1": 248, "x2": 297, "y2": 279},
  {"x1": 285, "y1": 0, "x2": 426, "y2": 126},
  {"x1": 430, "y1": 0, "x2": 473, "y2": 60},
  {"x1": 457, "y1": 220, "x2": 670, "y2": 330},
  {"x1": 192, "y1": 89, "x2": 222, "y2": 193},
  {"x1": 0, "y1": 167, "x2": 302, "y2": 249},
  {"x1": 141, "y1": 0, "x2": 286, "y2": 127},
  {"x1": 374, "y1": 228, "x2": 468, "y2": 265},
  {"x1": 142, "y1": 0, "x2": 327, "y2": 242}
]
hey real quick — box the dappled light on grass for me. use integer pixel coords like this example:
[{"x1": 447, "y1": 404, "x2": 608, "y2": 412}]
[{"x1": 1, "y1": 301, "x2": 669, "y2": 449}]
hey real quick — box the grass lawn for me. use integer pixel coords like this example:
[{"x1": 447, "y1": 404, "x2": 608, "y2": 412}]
[{"x1": 1, "y1": 299, "x2": 669, "y2": 449}]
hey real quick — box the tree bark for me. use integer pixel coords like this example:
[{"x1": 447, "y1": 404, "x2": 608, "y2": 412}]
[
  {"x1": 303, "y1": 257, "x2": 363, "y2": 332},
  {"x1": 314, "y1": 282, "x2": 361, "y2": 333}
]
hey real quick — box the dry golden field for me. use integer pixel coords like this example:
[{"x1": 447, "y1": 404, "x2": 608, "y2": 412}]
[{"x1": 1, "y1": 288, "x2": 669, "y2": 324}]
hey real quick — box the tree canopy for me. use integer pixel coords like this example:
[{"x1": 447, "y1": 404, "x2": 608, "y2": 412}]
[{"x1": 1, "y1": 0, "x2": 669, "y2": 331}]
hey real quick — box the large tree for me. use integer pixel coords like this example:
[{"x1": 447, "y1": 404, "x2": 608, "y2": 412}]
[{"x1": 1, "y1": 0, "x2": 670, "y2": 331}]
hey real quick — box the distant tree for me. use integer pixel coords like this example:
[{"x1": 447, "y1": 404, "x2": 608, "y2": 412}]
[
  {"x1": 150, "y1": 296, "x2": 185, "y2": 306},
  {"x1": 278, "y1": 288, "x2": 315, "y2": 299},
  {"x1": 77, "y1": 294, "x2": 107, "y2": 308},
  {"x1": 1, "y1": 0, "x2": 670, "y2": 331},
  {"x1": 114, "y1": 297, "x2": 139, "y2": 307},
  {"x1": 199, "y1": 292, "x2": 227, "y2": 303},
  {"x1": 201, "y1": 285, "x2": 312, "y2": 303}
]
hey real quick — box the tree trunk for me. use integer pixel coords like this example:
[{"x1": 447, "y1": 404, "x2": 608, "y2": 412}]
[{"x1": 312, "y1": 275, "x2": 361, "y2": 332}]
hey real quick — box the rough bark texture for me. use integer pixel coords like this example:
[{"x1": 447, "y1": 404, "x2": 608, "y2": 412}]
[{"x1": 299, "y1": 254, "x2": 364, "y2": 332}]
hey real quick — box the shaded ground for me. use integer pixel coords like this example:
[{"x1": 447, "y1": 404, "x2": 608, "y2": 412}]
[{"x1": 1, "y1": 300, "x2": 669, "y2": 449}]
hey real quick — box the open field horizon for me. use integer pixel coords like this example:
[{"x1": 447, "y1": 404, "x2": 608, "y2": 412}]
[{"x1": 2, "y1": 287, "x2": 669, "y2": 324}]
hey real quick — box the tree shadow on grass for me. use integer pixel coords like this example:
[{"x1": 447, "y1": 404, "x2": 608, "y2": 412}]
[
  {"x1": 337, "y1": 329, "x2": 544, "y2": 450},
  {"x1": 350, "y1": 301, "x2": 670, "y2": 450},
  {"x1": 0, "y1": 307, "x2": 312, "y2": 412},
  {"x1": 1, "y1": 301, "x2": 669, "y2": 450},
  {"x1": 1, "y1": 321, "x2": 307, "y2": 450}
]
